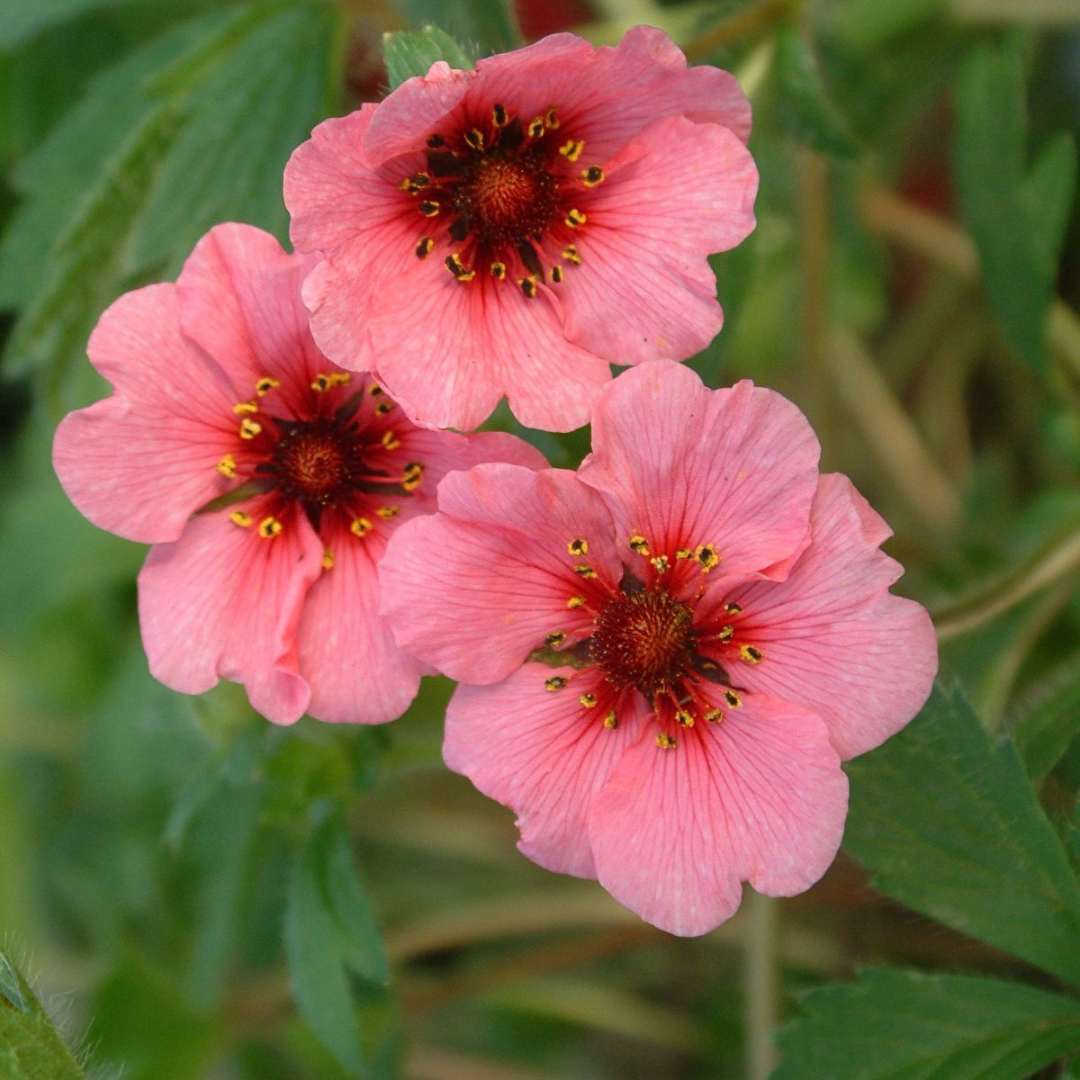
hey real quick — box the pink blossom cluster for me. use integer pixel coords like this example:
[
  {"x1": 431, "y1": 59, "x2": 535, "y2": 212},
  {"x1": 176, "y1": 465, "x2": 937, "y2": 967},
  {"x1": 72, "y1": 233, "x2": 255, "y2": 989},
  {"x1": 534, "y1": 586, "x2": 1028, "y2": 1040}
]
[{"x1": 52, "y1": 26, "x2": 936, "y2": 934}]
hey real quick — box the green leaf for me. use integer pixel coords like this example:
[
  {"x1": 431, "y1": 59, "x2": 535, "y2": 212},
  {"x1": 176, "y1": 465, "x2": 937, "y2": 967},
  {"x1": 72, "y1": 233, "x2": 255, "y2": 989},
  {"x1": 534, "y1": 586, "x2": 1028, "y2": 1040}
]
[
  {"x1": 827, "y1": 0, "x2": 947, "y2": 52},
  {"x1": 955, "y1": 34, "x2": 1070, "y2": 372},
  {"x1": 284, "y1": 817, "x2": 389, "y2": 1076},
  {"x1": 843, "y1": 685, "x2": 1080, "y2": 985},
  {"x1": 1011, "y1": 658, "x2": 1080, "y2": 784},
  {"x1": 0, "y1": 947, "x2": 87, "y2": 1080},
  {"x1": 402, "y1": 0, "x2": 521, "y2": 54},
  {"x1": 0, "y1": 0, "x2": 129, "y2": 51},
  {"x1": 382, "y1": 26, "x2": 476, "y2": 89},
  {"x1": 773, "y1": 23, "x2": 859, "y2": 158},
  {"x1": 774, "y1": 968, "x2": 1080, "y2": 1080}
]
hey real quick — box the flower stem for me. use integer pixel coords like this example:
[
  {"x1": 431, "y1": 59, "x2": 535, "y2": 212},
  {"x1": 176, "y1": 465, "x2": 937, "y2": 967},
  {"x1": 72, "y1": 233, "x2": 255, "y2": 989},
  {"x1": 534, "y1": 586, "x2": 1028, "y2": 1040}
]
[{"x1": 745, "y1": 891, "x2": 780, "y2": 1080}]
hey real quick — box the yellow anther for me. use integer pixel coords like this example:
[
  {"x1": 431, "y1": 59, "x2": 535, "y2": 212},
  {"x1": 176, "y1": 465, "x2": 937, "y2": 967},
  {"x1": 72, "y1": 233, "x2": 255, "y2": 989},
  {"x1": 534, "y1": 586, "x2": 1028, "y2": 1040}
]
[
  {"x1": 381, "y1": 431, "x2": 401, "y2": 450},
  {"x1": 574, "y1": 564, "x2": 597, "y2": 579},
  {"x1": 675, "y1": 548, "x2": 694, "y2": 560},
  {"x1": 375, "y1": 400, "x2": 394, "y2": 415},
  {"x1": 579, "y1": 692, "x2": 597, "y2": 709},
  {"x1": 369, "y1": 383, "x2": 383, "y2": 396},
  {"x1": 545, "y1": 630, "x2": 566, "y2": 647},
  {"x1": 239, "y1": 418, "x2": 262, "y2": 439},
  {"x1": 258, "y1": 516, "x2": 283, "y2": 539},
  {"x1": 415, "y1": 237, "x2": 434, "y2": 259},
  {"x1": 490, "y1": 261, "x2": 507, "y2": 280},
  {"x1": 528, "y1": 116, "x2": 546, "y2": 139},
  {"x1": 629, "y1": 534, "x2": 649, "y2": 555},
  {"x1": 350, "y1": 517, "x2": 373, "y2": 537},
  {"x1": 464, "y1": 128, "x2": 484, "y2": 150},
  {"x1": 229, "y1": 510, "x2": 253, "y2": 528},
  {"x1": 311, "y1": 374, "x2": 332, "y2": 392},
  {"x1": 329, "y1": 372, "x2": 351, "y2": 386},
  {"x1": 740, "y1": 645, "x2": 763, "y2": 664},
  {"x1": 419, "y1": 200, "x2": 440, "y2": 217},
  {"x1": 564, "y1": 208, "x2": 587, "y2": 228},
  {"x1": 255, "y1": 376, "x2": 280, "y2": 396},
  {"x1": 562, "y1": 244, "x2": 582, "y2": 265},
  {"x1": 559, "y1": 139, "x2": 584, "y2": 161},
  {"x1": 717, "y1": 625, "x2": 734, "y2": 643},
  {"x1": 723, "y1": 689, "x2": 742, "y2": 708},
  {"x1": 725, "y1": 602, "x2": 743, "y2": 615},
  {"x1": 568, "y1": 538, "x2": 588, "y2": 556},
  {"x1": 216, "y1": 454, "x2": 237, "y2": 478},
  {"x1": 656, "y1": 732, "x2": 677, "y2": 750},
  {"x1": 322, "y1": 549, "x2": 335, "y2": 570},
  {"x1": 545, "y1": 106, "x2": 560, "y2": 129},
  {"x1": 581, "y1": 165, "x2": 605, "y2": 187},
  {"x1": 402, "y1": 462, "x2": 424, "y2": 491},
  {"x1": 567, "y1": 595, "x2": 586, "y2": 609},
  {"x1": 650, "y1": 554, "x2": 670, "y2": 573},
  {"x1": 519, "y1": 276, "x2": 538, "y2": 299},
  {"x1": 675, "y1": 709, "x2": 695, "y2": 727},
  {"x1": 704, "y1": 708, "x2": 724, "y2": 723},
  {"x1": 603, "y1": 711, "x2": 618, "y2": 729},
  {"x1": 233, "y1": 400, "x2": 258, "y2": 415},
  {"x1": 492, "y1": 102, "x2": 508, "y2": 127},
  {"x1": 545, "y1": 676, "x2": 567, "y2": 691},
  {"x1": 376, "y1": 505, "x2": 400, "y2": 519},
  {"x1": 550, "y1": 265, "x2": 564, "y2": 284},
  {"x1": 400, "y1": 171, "x2": 431, "y2": 193},
  {"x1": 697, "y1": 544, "x2": 719, "y2": 572}
]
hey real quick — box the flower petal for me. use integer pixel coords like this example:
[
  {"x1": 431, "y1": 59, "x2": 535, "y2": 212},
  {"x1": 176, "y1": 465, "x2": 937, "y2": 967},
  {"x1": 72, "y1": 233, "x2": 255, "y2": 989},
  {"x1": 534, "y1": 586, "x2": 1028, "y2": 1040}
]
[
  {"x1": 719, "y1": 473, "x2": 938, "y2": 759},
  {"x1": 379, "y1": 464, "x2": 621, "y2": 684},
  {"x1": 589, "y1": 693, "x2": 847, "y2": 936},
  {"x1": 445, "y1": 665, "x2": 647, "y2": 877},
  {"x1": 580, "y1": 365, "x2": 819, "y2": 585},
  {"x1": 558, "y1": 115, "x2": 757, "y2": 364},
  {"x1": 138, "y1": 504, "x2": 323, "y2": 724},
  {"x1": 52, "y1": 284, "x2": 239, "y2": 544}
]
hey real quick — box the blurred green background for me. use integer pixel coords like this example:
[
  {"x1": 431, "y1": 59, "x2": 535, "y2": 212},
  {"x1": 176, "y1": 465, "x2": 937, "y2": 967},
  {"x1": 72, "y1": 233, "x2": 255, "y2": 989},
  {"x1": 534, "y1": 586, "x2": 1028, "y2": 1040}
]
[{"x1": 2, "y1": 0, "x2": 1080, "y2": 1077}]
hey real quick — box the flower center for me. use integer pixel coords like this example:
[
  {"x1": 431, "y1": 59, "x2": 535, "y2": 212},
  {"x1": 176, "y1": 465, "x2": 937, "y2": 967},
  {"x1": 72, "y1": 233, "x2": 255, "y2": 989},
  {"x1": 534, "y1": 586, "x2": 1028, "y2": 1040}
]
[
  {"x1": 590, "y1": 587, "x2": 696, "y2": 697},
  {"x1": 454, "y1": 149, "x2": 559, "y2": 248},
  {"x1": 268, "y1": 416, "x2": 365, "y2": 514}
]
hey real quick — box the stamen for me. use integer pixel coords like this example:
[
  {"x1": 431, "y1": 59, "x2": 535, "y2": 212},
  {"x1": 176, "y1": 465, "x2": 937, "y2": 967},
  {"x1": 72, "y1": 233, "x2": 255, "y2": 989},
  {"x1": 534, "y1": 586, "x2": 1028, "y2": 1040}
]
[
  {"x1": 723, "y1": 689, "x2": 742, "y2": 708},
  {"x1": 704, "y1": 708, "x2": 723, "y2": 723},
  {"x1": 650, "y1": 555, "x2": 670, "y2": 573},
  {"x1": 717, "y1": 625, "x2": 734, "y2": 643},
  {"x1": 550, "y1": 265, "x2": 564, "y2": 283},
  {"x1": 381, "y1": 431, "x2": 401, "y2": 450},
  {"x1": 545, "y1": 676, "x2": 568, "y2": 691},
  {"x1": 258, "y1": 516, "x2": 283, "y2": 539},
  {"x1": 464, "y1": 128, "x2": 485, "y2": 151},
  {"x1": 490, "y1": 261, "x2": 507, "y2": 280},
  {"x1": 656, "y1": 732, "x2": 677, "y2": 750},
  {"x1": 519, "y1": 276, "x2": 538, "y2": 299},
  {"x1": 573, "y1": 564, "x2": 597, "y2": 579},
  {"x1": 724, "y1": 602, "x2": 743, "y2": 615},
  {"x1": 565, "y1": 208, "x2": 587, "y2": 228},
  {"x1": 230, "y1": 510, "x2": 253, "y2": 528},
  {"x1": 369, "y1": 384, "x2": 383, "y2": 396},
  {"x1": 239, "y1": 418, "x2": 262, "y2": 440},
  {"x1": 582, "y1": 166, "x2": 605, "y2": 187},
  {"x1": 629, "y1": 535, "x2": 650, "y2": 555},
  {"x1": 603, "y1": 711, "x2": 618, "y2": 729},
  {"x1": 350, "y1": 517, "x2": 373, "y2": 537},
  {"x1": 311, "y1": 374, "x2": 332, "y2": 392},
  {"x1": 402, "y1": 462, "x2": 424, "y2": 491},
  {"x1": 233, "y1": 401, "x2": 258, "y2": 415},
  {"x1": 697, "y1": 544, "x2": 719, "y2": 572},
  {"x1": 568, "y1": 538, "x2": 588, "y2": 556},
  {"x1": 675, "y1": 709, "x2": 695, "y2": 727},
  {"x1": 567, "y1": 595, "x2": 586, "y2": 609},
  {"x1": 675, "y1": 548, "x2": 694, "y2": 560},
  {"x1": 216, "y1": 454, "x2": 237, "y2": 478},
  {"x1": 528, "y1": 117, "x2": 546, "y2": 139},
  {"x1": 562, "y1": 244, "x2": 582, "y2": 265},
  {"x1": 419, "y1": 200, "x2": 440, "y2": 217},
  {"x1": 492, "y1": 103, "x2": 508, "y2": 127},
  {"x1": 545, "y1": 631, "x2": 566, "y2": 647},
  {"x1": 322, "y1": 549, "x2": 335, "y2": 570},
  {"x1": 579, "y1": 692, "x2": 598, "y2": 708},
  {"x1": 559, "y1": 140, "x2": 584, "y2": 161},
  {"x1": 415, "y1": 237, "x2": 435, "y2": 259},
  {"x1": 740, "y1": 645, "x2": 763, "y2": 664},
  {"x1": 255, "y1": 377, "x2": 280, "y2": 396},
  {"x1": 545, "y1": 106, "x2": 560, "y2": 129},
  {"x1": 376, "y1": 505, "x2": 400, "y2": 519}
]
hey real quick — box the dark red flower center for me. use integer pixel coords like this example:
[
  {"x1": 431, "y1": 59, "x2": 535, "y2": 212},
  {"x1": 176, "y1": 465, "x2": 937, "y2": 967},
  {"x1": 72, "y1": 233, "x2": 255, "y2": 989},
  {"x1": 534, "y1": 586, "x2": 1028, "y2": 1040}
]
[
  {"x1": 590, "y1": 587, "x2": 696, "y2": 697},
  {"x1": 271, "y1": 419, "x2": 360, "y2": 508},
  {"x1": 454, "y1": 147, "x2": 559, "y2": 247}
]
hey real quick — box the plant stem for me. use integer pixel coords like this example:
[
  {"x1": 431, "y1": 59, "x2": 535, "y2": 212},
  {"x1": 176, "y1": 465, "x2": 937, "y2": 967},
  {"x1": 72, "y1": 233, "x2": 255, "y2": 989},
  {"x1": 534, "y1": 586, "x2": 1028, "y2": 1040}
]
[{"x1": 745, "y1": 891, "x2": 780, "y2": 1080}]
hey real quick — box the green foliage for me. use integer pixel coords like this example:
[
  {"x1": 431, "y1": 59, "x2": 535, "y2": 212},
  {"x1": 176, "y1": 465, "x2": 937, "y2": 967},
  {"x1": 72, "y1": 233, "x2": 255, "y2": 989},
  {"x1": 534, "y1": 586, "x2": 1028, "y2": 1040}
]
[
  {"x1": 402, "y1": 0, "x2": 521, "y2": 54},
  {"x1": 955, "y1": 33, "x2": 1077, "y2": 372},
  {"x1": 774, "y1": 969, "x2": 1080, "y2": 1080},
  {"x1": 0, "y1": 947, "x2": 87, "y2": 1080},
  {"x1": 383, "y1": 26, "x2": 477, "y2": 89},
  {"x1": 1011, "y1": 658, "x2": 1080, "y2": 784},
  {"x1": 0, "y1": 0, "x2": 131, "y2": 51},
  {"x1": 844, "y1": 685, "x2": 1080, "y2": 985}
]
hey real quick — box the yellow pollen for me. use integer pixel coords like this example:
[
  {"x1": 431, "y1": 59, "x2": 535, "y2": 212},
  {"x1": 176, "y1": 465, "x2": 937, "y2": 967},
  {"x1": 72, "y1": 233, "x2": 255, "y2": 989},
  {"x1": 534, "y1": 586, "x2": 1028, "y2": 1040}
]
[
  {"x1": 216, "y1": 454, "x2": 237, "y2": 478},
  {"x1": 350, "y1": 517, "x2": 373, "y2": 537},
  {"x1": 717, "y1": 625, "x2": 734, "y2": 643},
  {"x1": 528, "y1": 116, "x2": 545, "y2": 139},
  {"x1": 369, "y1": 383, "x2": 383, "y2": 395},
  {"x1": 490, "y1": 261, "x2": 507, "y2": 280},
  {"x1": 629, "y1": 535, "x2": 649, "y2": 555},
  {"x1": 725, "y1": 602, "x2": 743, "y2": 615},
  {"x1": 233, "y1": 400, "x2": 258, "y2": 415},
  {"x1": 740, "y1": 645, "x2": 763, "y2": 664},
  {"x1": 567, "y1": 595, "x2": 586, "y2": 609},
  {"x1": 697, "y1": 545, "x2": 719, "y2": 571},
  {"x1": 650, "y1": 555, "x2": 670, "y2": 573},
  {"x1": 464, "y1": 128, "x2": 484, "y2": 150},
  {"x1": 375, "y1": 401, "x2": 394, "y2": 415},
  {"x1": 675, "y1": 709, "x2": 695, "y2": 727},
  {"x1": 579, "y1": 692, "x2": 597, "y2": 708},
  {"x1": 376, "y1": 505, "x2": 400, "y2": 519},
  {"x1": 705, "y1": 708, "x2": 724, "y2": 723},
  {"x1": 562, "y1": 244, "x2": 582, "y2": 265},
  {"x1": 419, "y1": 200, "x2": 440, "y2": 217},
  {"x1": 656, "y1": 732, "x2": 677, "y2": 750},
  {"x1": 519, "y1": 276, "x2": 538, "y2": 299},
  {"x1": 568, "y1": 538, "x2": 588, "y2": 556},
  {"x1": 255, "y1": 376, "x2": 280, "y2": 395},
  {"x1": 382, "y1": 431, "x2": 401, "y2": 450},
  {"x1": 545, "y1": 676, "x2": 567, "y2": 691},
  {"x1": 492, "y1": 102, "x2": 508, "y2": 127},
  {"x1": 545, "y1": 630, "x2": 566, "y2": 646},
  {"x1": 565, "y1": 208, "x2": 587, "y2": 228},
  {"x1": 311, "y1": 374, "x2": 332, "y2": 392},
  {"x1": 322, "y1": 549, "x2": 335, "y2": 570},
  {"x1": 415, "y1": 237, "x2": 434, "y2": 259},
  {"x1": 582, "y1": 165, "x2": 605, "y2": 187},
  {"x1": 258, "y1": 516, "x2": 283, "y2": 539},
  {"x1": 239, "y1": 418, "x2": 262, "y2": 439},
  {"x1": 550, "y1": 265, "x2": 564, "y2": 283},
  {"x1": 402, "y1": 462, "x2": 424, "y2": 491},
  {"x1": 724, "y1": 689, "x2": 742, "y2": 708},
  {"x1": 603, "y1": 710, "x2": 618, "y2": 729},
  {"x1": 675, "y1": 548, "x2": 694, "y2": 560},
  {"x1": 545, "y1": 106, "x2": 560, "y2": 129},
  {"x1": 574, "y1": 564, "x2": 597, "y2": 579},
  {"x1": 229, "y1": 510, "x2": 253, "y2": 528},
  {"x1": 559, "y1": 139, "x2": 584, "y2": 161}
]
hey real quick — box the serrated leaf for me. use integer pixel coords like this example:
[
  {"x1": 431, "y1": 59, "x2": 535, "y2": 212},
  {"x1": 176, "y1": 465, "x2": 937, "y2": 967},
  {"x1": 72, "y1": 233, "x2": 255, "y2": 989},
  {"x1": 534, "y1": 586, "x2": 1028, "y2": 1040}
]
[
  {"x1": 774, "y1": 969, "x2": 1080, "y2": 1080},
  {"x1": 956, "y1": 35, "x2": 1062, "y2": 371},
  {"x1": 1011, "y1": 658, "x2": 1080, "y2": 784},
  {"x1": 284, "y1": 817, "x2": 389, "y2": 1076},
  {"x1": 402, "y1": 0, "x2": 520, "y2": 54},
  {"x1": 0, "y1": 948, "x2": 87, "y2": 1080},
  {"x1": 383, "y1": 26, "x2": 476, "y2": 89},
  {"x1": 773, "y1": 23, "x2": 859, "y2": 158},
  {"x1": 843, "y1": 685, "x2": 1080, "y2": 985}
]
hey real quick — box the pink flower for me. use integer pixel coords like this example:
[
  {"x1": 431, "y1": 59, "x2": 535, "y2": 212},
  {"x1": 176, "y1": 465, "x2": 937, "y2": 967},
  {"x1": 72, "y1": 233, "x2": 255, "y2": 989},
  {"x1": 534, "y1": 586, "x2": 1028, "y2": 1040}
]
[
  {"x1": 284, "y1": 26, "x2": 758, "y2": 432},
  {"x1": 380, "y1": 363, "x2": 937, "y2": 935},
  {"x1": 52, "y1": 223, "x2": 543, "y2": 726}
]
